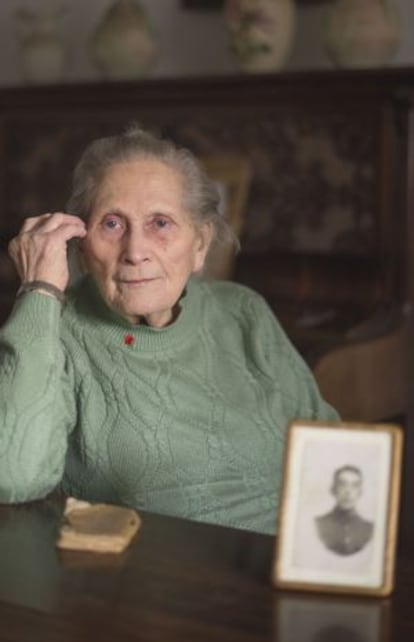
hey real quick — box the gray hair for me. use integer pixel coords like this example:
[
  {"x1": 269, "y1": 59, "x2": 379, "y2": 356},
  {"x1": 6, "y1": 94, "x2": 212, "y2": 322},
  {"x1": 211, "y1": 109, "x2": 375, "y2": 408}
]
[{"x1": 66, "y1": 124, "x2": 237, "y2": 252}]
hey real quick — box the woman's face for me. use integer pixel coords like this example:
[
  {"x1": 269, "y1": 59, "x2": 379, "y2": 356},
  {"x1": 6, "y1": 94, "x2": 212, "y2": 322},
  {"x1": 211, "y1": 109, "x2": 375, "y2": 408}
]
[{"x1": 81, "y1": 158, "x2": 211, "y2": 327}]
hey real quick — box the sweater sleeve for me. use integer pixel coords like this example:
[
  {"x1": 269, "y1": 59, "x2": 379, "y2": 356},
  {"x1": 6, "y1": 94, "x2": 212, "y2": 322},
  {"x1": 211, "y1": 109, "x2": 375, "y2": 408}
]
[
  {"x1": 0, "y1": 292, "x2": 77, "y2": 503},
  {"x1": 243, "y1": 290, "x2": 340, "y2": 422}
]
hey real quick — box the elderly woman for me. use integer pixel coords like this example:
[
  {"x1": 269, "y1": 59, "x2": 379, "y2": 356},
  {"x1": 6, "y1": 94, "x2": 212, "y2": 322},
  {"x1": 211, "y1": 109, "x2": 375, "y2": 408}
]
[{"x1": 0, "y1": 126, "x2": 338, "y2": 534}]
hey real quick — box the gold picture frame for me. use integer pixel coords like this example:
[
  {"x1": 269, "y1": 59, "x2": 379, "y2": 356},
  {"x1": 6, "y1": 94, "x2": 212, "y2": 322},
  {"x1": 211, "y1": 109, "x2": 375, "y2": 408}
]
[
  {"x1": 200, "y1": 153, "x2": 252, "y2": 280},
  {"x1": 272, "y1": 420, "x2": 403, "y2": 597}
]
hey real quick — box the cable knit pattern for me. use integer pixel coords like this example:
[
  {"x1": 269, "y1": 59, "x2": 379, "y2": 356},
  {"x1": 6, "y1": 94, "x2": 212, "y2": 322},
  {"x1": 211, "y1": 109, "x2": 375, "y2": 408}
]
[{"x1": 0, "y1": 276, "x2": 338, "y2": 534}]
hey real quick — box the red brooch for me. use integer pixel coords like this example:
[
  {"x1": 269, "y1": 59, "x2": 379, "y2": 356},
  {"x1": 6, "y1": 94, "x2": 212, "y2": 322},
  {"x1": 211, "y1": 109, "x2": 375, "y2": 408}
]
[{"x1": 124, "y1": 334, "x2": 134, "y2": 346}]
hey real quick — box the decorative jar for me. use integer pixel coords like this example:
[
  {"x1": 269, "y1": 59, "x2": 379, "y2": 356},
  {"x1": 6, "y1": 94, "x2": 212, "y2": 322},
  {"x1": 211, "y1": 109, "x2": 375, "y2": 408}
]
[
  {"x1": 89, "y1": 0, "x2": 156, "y2": 79},
  {"x1": 325, "y1": 0, "x2": 401, "y2": 68},
  {"x1": 15, "y1": 6, "x2": 67, "y2": 84}
]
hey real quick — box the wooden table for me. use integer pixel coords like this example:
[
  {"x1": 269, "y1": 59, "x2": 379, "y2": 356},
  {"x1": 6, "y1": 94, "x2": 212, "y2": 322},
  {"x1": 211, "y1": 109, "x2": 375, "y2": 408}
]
[{"x1": 1, "y1": 498, "x2": 414, "y2": 641}]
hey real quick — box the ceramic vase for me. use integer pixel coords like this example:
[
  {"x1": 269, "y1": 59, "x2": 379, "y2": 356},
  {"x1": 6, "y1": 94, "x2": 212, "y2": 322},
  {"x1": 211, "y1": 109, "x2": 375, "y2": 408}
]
[
  {"x1": 223, "y1": 0, "x2": 296, "y2": 73},
  {"x1": 89, "y1": 0, "x2": 157, "y2": 79},
  {"x1": 15, "y1": 6, "x2": 67, "y2": 84},
  {"x1": 325, "y1": 0, "x2": 401, "y2": 68}
]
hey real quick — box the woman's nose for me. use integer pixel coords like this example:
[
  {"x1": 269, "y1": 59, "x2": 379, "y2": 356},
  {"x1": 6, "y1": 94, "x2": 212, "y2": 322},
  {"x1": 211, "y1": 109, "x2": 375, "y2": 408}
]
[{"x1": 120, "y1": 227, "x2": 150, "y2": 264}]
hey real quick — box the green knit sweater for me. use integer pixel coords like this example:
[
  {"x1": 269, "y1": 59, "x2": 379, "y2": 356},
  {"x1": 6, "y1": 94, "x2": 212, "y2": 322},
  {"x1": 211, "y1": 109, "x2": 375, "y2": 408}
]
[{"x1": 0, "y1": 276, "x2": 338, "y2": 534}]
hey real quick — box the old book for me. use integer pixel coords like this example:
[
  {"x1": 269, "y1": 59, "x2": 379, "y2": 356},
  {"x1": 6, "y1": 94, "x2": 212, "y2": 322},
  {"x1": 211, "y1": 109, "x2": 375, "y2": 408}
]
[{"x1": 56, "y1": 497, "x2": 141, "y2": 553}]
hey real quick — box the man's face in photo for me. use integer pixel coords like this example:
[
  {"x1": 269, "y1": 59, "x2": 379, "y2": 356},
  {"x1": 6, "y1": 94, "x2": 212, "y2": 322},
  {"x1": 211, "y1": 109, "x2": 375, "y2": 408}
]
[{"x1": 332, "y1": 469, "x2": 362, "y2": 511}]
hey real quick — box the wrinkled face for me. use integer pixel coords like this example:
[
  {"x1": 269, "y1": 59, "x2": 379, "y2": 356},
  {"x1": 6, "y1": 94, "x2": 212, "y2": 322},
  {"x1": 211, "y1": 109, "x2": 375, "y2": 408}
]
[
  {"x1": 332, "y1": 470, "x2": 362, "y2": 511},
  {"x1": 81, "y1": 158, "x2": 211, "y2": 327}
]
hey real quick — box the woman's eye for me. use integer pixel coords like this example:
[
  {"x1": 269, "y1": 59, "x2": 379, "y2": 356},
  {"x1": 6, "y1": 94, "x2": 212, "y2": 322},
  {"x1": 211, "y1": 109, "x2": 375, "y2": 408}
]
[
  {"x1": 102, "y1": 216, "x2": 123, "y2": 231},
  {"x1": 152, "y1": 216, "x2": 170, "y2": 230}
]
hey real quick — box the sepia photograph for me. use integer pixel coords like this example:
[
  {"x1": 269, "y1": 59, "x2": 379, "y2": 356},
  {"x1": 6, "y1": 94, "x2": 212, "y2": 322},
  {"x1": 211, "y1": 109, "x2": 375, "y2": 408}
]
[{"x1": 273, "y1": 420, "x2": 403, "y2": 596}]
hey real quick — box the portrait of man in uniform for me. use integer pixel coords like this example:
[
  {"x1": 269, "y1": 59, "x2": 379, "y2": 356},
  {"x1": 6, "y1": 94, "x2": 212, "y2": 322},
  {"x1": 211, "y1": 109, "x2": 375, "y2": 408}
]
[
  {"x1": 274, "y1": 422, "x2": 402, "y2": 595},
  {"x1": 315, "y1": 465, "x2": 374, "y2": 556}
]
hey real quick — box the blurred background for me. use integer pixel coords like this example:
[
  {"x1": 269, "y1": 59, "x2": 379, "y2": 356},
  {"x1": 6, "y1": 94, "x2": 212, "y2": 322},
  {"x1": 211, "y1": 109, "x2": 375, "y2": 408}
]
[{"x1": 0, "y1": 0, "x2": 412, "y2": 86}]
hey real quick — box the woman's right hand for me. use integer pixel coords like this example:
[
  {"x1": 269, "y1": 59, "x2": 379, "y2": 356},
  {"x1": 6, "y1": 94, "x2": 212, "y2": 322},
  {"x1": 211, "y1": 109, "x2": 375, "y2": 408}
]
[{"x1": 8, "y1": 213, "x2": 87, "y2": 291}]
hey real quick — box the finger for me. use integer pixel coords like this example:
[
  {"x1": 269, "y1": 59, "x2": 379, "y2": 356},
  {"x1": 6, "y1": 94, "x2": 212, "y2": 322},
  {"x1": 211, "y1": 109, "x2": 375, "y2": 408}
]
[
  {"x1": 21, "y1": 213, "x2": 86, "y2": 234},
  {"x1": 20, "y1": 213, "x2": 54, "y2": 233},
  {"x1": 45, "y1": 221, "x2": 88, "y2": 243}
]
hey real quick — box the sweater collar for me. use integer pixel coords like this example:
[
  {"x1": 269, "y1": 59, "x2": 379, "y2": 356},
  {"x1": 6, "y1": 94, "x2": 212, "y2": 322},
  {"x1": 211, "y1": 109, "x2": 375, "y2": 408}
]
[{"x1": 69, "y1": 275, "x2": 203, "y2": 353}]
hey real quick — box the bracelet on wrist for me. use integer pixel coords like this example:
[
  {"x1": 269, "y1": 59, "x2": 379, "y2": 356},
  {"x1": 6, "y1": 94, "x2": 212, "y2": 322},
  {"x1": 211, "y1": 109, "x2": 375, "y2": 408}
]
[{"x1": 16, "y1": 280, "x2": 66, "y2": 305}]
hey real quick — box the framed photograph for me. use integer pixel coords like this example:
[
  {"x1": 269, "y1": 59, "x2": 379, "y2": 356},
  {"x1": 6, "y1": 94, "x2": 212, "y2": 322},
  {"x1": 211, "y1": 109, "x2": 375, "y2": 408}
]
[{"x1": 272, "y1": 420, "x2": 403, "y2": 596}]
